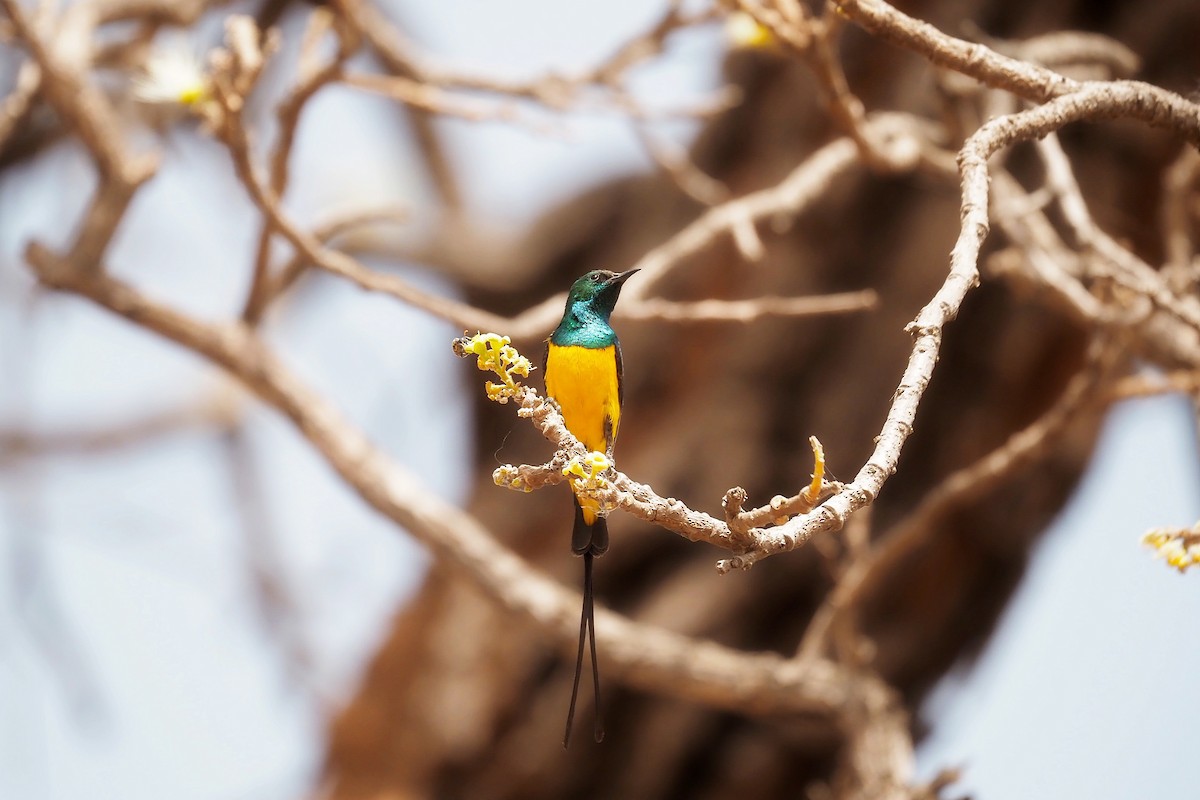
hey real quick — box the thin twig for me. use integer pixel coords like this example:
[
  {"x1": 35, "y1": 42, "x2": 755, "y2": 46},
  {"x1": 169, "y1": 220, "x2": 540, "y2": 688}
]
[
  {"x1": 0, "y1": 60, "x2": 39, "y2": 154},
  {"x1": 0, "y1": 401, "x2": 238, "y2": 464},
  {"x1": 1037, "y1": 133, "x2": 1200, "y2": 332},
  {"x1": 1161, "y1": 147, "x2": 1200, "y2": 293},
  {"x1": 242, "y1": 8, "x2": 357, "y2": 324},
  {"x1": 623, "y1": 112, "x2": 926, "y2": 302}
]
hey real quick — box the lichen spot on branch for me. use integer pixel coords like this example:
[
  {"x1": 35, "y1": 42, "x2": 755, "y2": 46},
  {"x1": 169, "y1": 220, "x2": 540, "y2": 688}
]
[{"x1": 453, "y1": 332, "x2": 534, "y2": 403}]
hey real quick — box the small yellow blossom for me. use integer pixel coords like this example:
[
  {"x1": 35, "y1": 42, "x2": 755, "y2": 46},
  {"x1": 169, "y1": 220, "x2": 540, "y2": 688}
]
[
  {"x1": 563, "y1": 451, "x2": 610, "y2": 482},
  {"x1": 726, "y1": 11, "x2": 775, "y2": 50},
  {"x1": 563, "y1": 451, "x2": 616, "y2": 517},
  {"x1": 457, "y1": 332, "x2": 534, "y2": 403}
]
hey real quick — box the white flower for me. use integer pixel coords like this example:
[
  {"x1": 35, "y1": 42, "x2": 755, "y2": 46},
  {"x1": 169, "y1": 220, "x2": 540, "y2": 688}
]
[
  {"x1": 726, "y1": 12, "x2": 774, "y2": 50},
  {"x1": 133, "y1": 40, "x2": 209, "y2": 108}
]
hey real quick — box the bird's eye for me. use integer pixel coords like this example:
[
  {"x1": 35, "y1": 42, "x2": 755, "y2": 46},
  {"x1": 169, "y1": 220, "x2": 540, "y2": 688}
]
[{"x1": 590, "y1": 274, "x2": 601, "y2": 283}]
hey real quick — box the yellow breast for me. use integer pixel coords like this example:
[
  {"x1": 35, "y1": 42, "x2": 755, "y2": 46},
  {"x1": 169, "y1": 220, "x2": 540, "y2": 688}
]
[{"x1": 544, "y1": 344, "x2": 621, "y2": 454}]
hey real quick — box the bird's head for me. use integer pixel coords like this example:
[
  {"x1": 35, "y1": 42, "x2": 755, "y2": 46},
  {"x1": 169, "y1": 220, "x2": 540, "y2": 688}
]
[{"x1": 566, "y1": 269, "x2": 639, "y2": 316}]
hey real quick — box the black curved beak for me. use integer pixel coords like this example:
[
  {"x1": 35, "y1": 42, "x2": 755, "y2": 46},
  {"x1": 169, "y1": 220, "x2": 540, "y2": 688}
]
[{"x1": 606, "y1": 269, "x2": 639, "y2": 288}]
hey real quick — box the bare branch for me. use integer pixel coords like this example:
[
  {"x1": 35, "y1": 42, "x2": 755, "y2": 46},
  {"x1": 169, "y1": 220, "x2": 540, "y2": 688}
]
[
  {"x1": 624, "y1": 113, "x2": 926, "y2": 302},
  {"x1": 259, "y1": 208, "x2": 409, "y2": 316},
  {"x1": 1108, "y1": 370, "x2": 1200, "y2": 400},
  {"x1": 628, "y1": 114, "x2": 731, "y2": 205},
  {"x1": 1002, "y1": 30, "x2": 1140, "y2": 77},
  {"x1": 242, "y1": 7, "x2": 358, "y2": 324},
  {"x1": 831, "y1": 680, "x2": 914, "y2": 800},
  {"x1": 621, "y1": 291, "x2": 877, "y2": 322},
  {"x1": 333, "y1": 0, "x2": 719, "y2": 110},
  {"x1": 208, "y1": 35, "x2": 517, "y2": 334},
  {"x1": 0, "y1": 60, "x2": 39, "y2": 154},
  {"x1": 26, "y1": 248, "x2": 869, "y2": 720},
  {"x1": 0, "y1": 401, "x2": 237, "y2": 464},
  {"x1": 1036, "y1": 133, "x2": 1200, "y2": 332},
  {"x1": 1162, "y1": 146, "x2": 1200, "y2": 292},
  {"x1": 838, "y1": 0, "x2": 1200, "y2": 146},
  {"x1": 989, "y1": 161, "x2": 1200, "y2": 369},
  {"x1": 736, "y1": 1, "x2": 891, "y2": 167},
  {"x1": 836, "y1": 0, "x2": 1079, "y2": 102},
  {"x1": 0, "y1": 0, "x2": 157, "y2": 271},
  {"x1": 718, "y1": 81, "x2": 1200, "y2": 572},
  {"x1": 1, "y1": 0, "x2": 136, "y2": 179},
  {"x1": 215, "y1": 39, "x2": 889, "y2": 339}
]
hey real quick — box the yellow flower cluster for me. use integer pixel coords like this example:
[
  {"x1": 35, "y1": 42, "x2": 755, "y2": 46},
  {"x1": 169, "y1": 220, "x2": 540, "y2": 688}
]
[
  {"x1": 1142, "y1": 527, "x2": 1200, "y2": 573},
  {"x1": 563, "y1": 451, "x2": 615, "y2": 517},
  {"x1": 459, "y1": 332, "x2": 533, "y2": 403},
  {"x1": 563, "y1": 451, "x2": 610, "y2": 483}
]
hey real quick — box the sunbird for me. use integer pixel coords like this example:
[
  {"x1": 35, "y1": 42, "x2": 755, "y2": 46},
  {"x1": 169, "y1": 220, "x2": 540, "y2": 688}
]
[{"x1": 544, "y1": 268, "x2": 638, "y2": 747}]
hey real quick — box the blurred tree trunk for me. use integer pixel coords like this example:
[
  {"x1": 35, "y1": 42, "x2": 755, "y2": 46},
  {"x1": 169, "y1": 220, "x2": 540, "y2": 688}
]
[{"x1": 323, "y1": 0, "x2": 1198, "y2": 796}]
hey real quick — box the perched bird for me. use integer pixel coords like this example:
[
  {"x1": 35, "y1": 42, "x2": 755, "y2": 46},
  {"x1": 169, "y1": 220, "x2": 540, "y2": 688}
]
[{"x1": 544, "y1": 268, "x2": 638, "y2": 747}]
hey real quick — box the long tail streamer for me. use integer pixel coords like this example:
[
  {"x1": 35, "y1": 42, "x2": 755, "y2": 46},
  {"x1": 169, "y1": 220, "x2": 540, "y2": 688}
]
[{"x1": 563, "y1": 552, "x2": 603, "y2": 747}]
